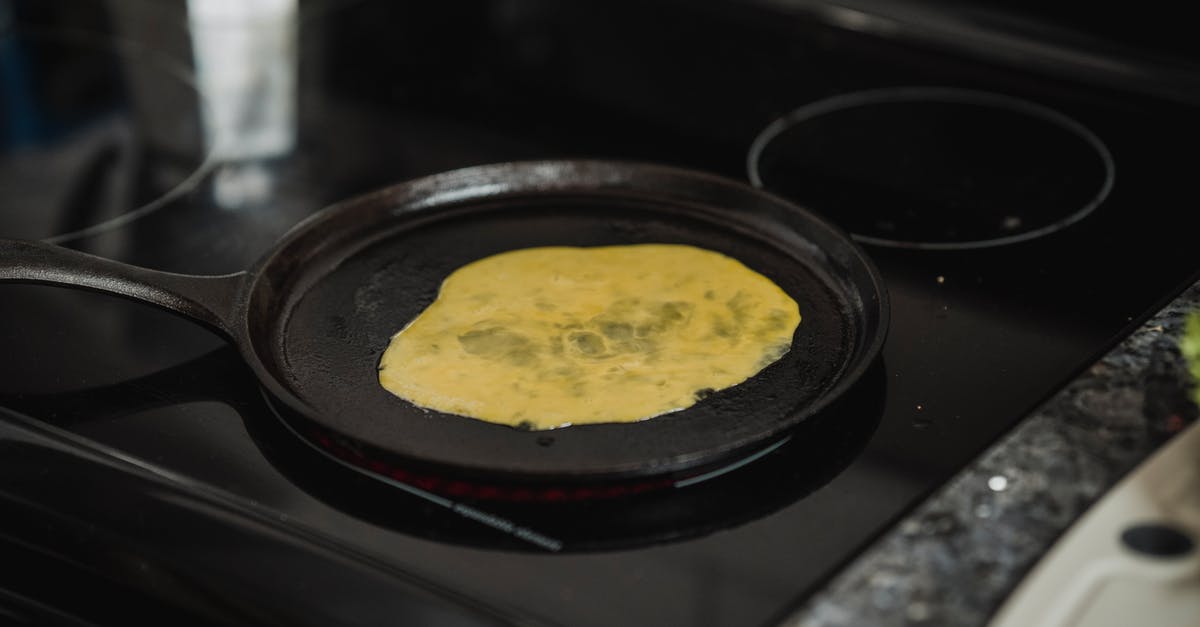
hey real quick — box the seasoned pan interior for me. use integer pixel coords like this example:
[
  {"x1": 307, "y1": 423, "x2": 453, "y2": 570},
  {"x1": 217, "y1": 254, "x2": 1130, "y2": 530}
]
[{"x1": 252, "y1": 192, "x2": 868, "y2": 480}]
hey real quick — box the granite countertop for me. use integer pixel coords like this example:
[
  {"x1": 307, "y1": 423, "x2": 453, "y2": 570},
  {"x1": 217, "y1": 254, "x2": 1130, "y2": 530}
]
[{"x1": 788, "y1": 278, "x2": 1200, "y2": 626}]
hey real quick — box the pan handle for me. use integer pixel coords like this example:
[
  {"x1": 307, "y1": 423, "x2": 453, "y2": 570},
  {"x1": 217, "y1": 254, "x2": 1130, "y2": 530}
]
[{"x1": 0, "y1": 239, "x2": 245, "y2": 339}]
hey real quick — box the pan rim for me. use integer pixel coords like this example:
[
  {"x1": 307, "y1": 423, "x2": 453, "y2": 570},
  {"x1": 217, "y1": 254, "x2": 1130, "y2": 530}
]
[{"x1": 233, "y1": 160, "x2": 890, "y2": 481}]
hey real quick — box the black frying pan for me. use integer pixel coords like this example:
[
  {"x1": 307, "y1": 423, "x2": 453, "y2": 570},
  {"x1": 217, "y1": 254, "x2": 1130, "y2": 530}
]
[{"x1": 0, "y1": 161, "x2": 888, "y2": 484}]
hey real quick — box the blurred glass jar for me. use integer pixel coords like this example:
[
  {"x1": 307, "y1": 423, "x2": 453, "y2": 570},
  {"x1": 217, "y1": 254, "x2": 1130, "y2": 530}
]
[{"x1": 187, "y1": 0, "x2": 297, "y2": 162}]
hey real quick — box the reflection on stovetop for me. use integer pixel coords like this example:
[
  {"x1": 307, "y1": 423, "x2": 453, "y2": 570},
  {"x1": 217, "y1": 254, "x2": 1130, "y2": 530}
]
[
  {"x1": 7, "y1": 346, "x2": 884, "y2": 553},
  {"x1": 4, "y1": 1, "x2": 1200, "y2": 625}
]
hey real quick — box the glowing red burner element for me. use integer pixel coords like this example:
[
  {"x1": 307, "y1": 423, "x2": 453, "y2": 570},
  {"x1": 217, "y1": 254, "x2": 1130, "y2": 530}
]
[{"x1": 308, "y1": 424, "x2": 692, "y2": 502}]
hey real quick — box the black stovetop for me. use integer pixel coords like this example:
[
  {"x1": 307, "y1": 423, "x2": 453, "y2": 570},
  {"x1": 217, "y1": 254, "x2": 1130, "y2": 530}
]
[{"x1": 3, "y1": 2, "x2": 1199, "y2": 625}]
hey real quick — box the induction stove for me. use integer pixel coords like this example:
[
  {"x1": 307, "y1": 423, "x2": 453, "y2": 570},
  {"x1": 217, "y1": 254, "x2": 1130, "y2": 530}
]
[{"x1": 3, "y1": 1, "x2": 1200, "y2": 625}]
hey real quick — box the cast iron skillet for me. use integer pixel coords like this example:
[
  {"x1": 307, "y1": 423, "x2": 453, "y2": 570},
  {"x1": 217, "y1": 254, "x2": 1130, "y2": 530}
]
[{"x1": 0, "y1": 161, "x2": 888, "y2": 484}]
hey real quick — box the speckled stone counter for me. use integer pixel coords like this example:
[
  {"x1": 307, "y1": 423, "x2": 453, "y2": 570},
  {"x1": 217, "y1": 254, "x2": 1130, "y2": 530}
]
[{"x1": 787, "y1": 278, "x2": 1200, "y2": 627}]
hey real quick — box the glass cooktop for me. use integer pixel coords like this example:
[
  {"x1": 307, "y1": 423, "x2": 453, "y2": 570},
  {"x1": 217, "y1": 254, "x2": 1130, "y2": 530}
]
[{"x1": 2, "y1": 1, "x2": 1199, "y2": 625}]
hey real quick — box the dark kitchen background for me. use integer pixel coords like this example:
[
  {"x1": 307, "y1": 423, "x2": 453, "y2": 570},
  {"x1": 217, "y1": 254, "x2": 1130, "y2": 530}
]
[{"x1": 2, "y1": 1, "x2": 1198, "y2": 625}]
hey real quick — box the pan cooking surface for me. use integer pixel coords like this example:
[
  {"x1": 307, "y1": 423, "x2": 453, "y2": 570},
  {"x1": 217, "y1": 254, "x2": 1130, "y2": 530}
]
[{"x1": 273, "y1": 198, "x2": 860, "y2": 478}]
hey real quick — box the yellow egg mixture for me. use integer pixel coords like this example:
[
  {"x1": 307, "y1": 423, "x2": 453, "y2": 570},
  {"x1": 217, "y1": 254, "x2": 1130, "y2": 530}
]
[{"x1": 378, "y1": 244, "x2": 801, "y2": 430}]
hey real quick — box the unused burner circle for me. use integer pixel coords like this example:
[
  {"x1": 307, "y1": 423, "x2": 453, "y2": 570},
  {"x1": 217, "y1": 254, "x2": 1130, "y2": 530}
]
[
  {"x1": 747, "y1": 87, "x2": 1114, "y2": 250},
  {"x1": 0, "y1": 31, "x2": 213, "y2": 243}
]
